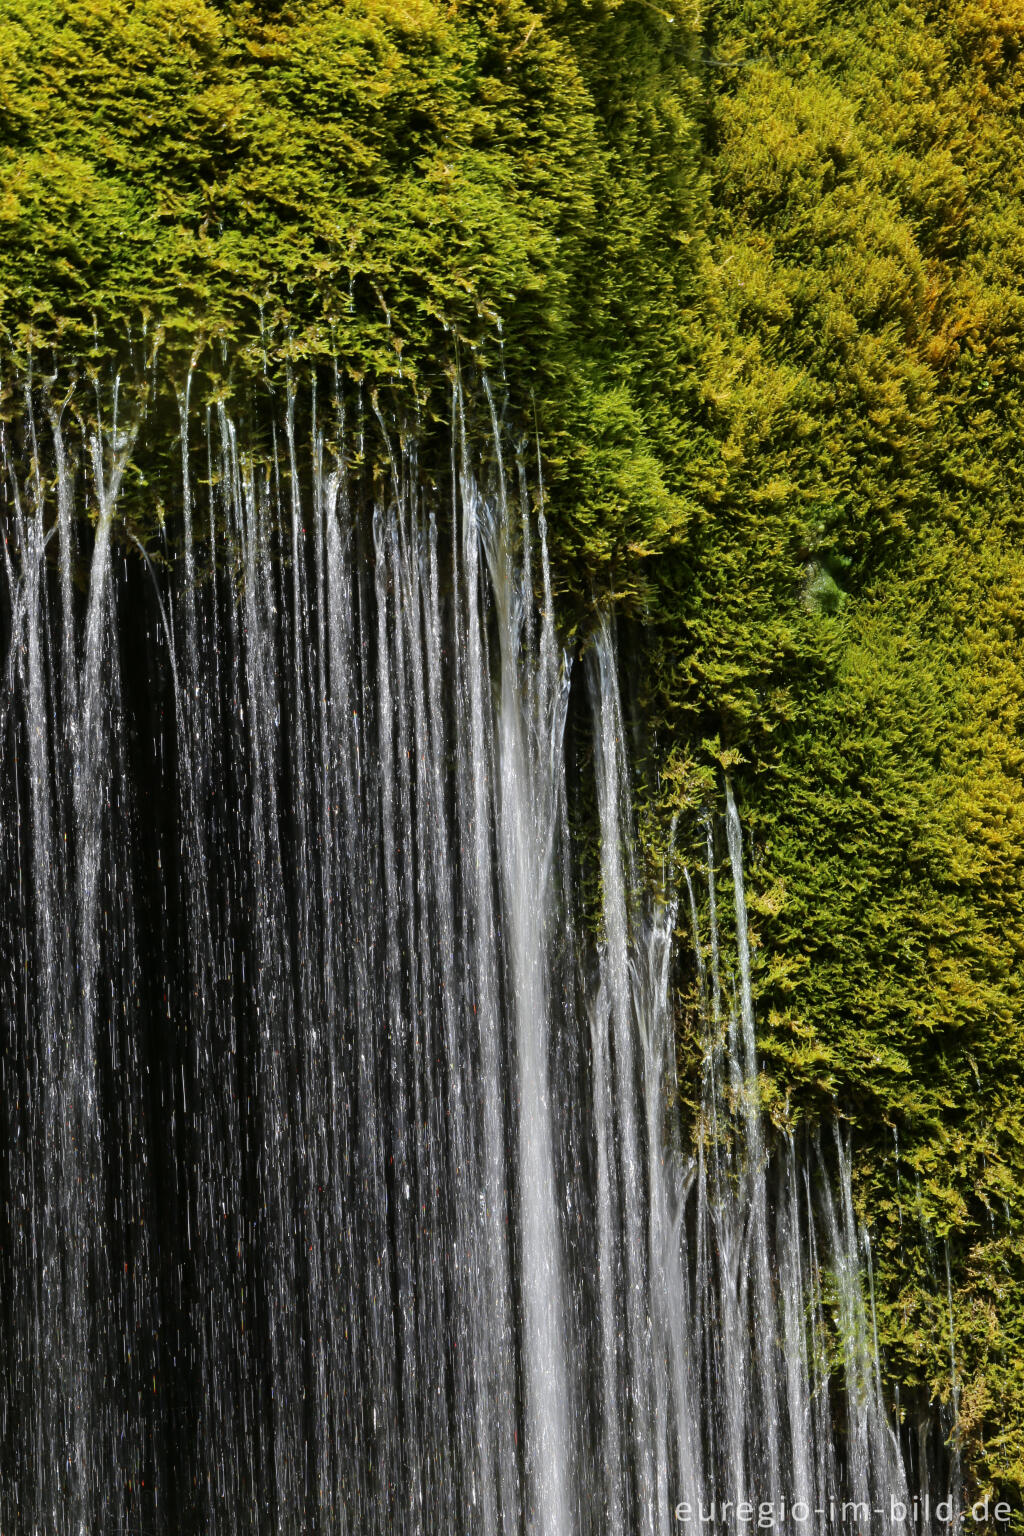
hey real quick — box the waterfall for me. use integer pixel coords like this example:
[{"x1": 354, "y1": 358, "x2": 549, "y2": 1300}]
[{"x1": 0, "y1": 373, "x2": 954, "y2": 1533}]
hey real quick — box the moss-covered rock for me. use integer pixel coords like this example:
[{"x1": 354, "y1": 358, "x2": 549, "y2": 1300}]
[{"x1": 3, "y1": 0, "x2": 1023, "y2": 1508}]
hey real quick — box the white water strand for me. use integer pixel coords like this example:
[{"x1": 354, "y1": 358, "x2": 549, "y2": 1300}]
[
  {"x1": 453, "y1": 377, "x2": 520, "y2": 1534},
  {"x1": 725, "y1": 783, "x2": 782, "y2": 1512},
  {"x1": 590, "y1": 618, "x2": 657, "y2": 1533},
  {"x1": 2, "y1": 386, "x2": 152, "y2": 1535},
  {"x1": 680, "y1": 795, "x2": 923, "y2": 1533},
  {"x1": 482, "y1": 375, "x2": 572, "y2": 1536}
]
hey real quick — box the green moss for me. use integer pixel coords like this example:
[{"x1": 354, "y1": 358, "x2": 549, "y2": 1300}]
[
  {"x1": 0, "y1": 0, "x2": 595, "y2": 370},
  {"x1": 0, "y1": 0, "x2": 702, "y2": 609},
  {"x1": 650, "y1": 0, "x2": 1024, "y2": 1506}
]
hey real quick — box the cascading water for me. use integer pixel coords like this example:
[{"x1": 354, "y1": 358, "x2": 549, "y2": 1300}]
[{"x1": 0, "y1": 371, "x2": 955, "y2": 1534}]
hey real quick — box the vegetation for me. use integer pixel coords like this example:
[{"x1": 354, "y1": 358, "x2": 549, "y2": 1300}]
[
  {"x1": 675, "y1": 0, "x2": 1024, "y2": 1510},
  {"x1": 0, "y1": 0, "x2": 697, "y2": 584},
  {"x1": 2, "y1": 0, "x2": 1023, "y2": 1512}
]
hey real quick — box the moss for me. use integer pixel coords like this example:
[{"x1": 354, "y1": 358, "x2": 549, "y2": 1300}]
[
  {"x1": 656, "y1": 0, "x2": 1024, "y2": 1507},
  {"x1": 0, "y1": 0, "x2": 702, "y2": 615}
]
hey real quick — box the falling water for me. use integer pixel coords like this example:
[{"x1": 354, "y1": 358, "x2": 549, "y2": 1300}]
[{"x1": 0, "y1": 371, "x2": 955, "y2": 1533}]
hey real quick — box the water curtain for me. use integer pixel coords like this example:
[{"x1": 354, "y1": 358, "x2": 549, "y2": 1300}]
[{"x1": 0, "y1": 374, "x2": 950, "y2": 1534}]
